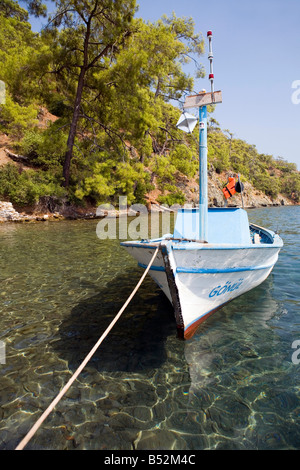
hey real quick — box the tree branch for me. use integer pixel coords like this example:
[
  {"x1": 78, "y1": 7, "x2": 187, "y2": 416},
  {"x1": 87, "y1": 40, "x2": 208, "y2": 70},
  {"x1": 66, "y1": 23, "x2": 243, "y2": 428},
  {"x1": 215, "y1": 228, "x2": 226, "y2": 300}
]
[{"x1": 80, "y1": 111, "x2": 130, "y2": 161}]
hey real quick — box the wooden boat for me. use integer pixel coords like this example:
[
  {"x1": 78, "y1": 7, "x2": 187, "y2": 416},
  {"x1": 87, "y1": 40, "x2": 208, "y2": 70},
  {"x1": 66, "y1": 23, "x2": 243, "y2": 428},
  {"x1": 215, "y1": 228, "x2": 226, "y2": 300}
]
[
  {"x1": 121, "y1": 32, "x2": 283, "y2": 340},
  {"x1": 121, "y1": 208, "x2": 283, "y2": 339}
]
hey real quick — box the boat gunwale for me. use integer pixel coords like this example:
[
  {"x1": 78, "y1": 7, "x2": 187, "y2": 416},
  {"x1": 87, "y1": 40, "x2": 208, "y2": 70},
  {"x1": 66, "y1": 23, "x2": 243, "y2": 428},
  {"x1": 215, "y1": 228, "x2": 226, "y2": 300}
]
[
  {"x1": 120, "y1": 239, "x2": 283, "y2": 250},
  {"x1": 120, "y1": 224, "x2": 283, "y2": 251}
]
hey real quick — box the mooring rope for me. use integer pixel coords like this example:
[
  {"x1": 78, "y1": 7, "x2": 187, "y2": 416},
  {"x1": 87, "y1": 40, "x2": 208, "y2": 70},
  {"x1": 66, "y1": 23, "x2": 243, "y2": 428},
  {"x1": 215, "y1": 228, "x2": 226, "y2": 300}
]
[{"x1": 15, "y1": 246, "x2": 160, "y2": 451}]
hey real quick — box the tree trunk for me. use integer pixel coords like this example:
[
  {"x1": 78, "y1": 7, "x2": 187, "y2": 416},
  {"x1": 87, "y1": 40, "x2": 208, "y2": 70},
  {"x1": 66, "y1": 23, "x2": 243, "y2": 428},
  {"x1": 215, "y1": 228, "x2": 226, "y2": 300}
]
[{"x1": 63, "y1": 67, "x2": 86, "y2": 187}]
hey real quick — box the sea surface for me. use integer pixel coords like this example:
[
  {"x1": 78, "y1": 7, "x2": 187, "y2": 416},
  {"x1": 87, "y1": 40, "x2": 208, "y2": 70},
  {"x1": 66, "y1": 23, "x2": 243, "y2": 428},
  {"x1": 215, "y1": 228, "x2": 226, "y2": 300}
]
[{"x1": 0, "y1": 206, "x2": 299, "y2": 450}]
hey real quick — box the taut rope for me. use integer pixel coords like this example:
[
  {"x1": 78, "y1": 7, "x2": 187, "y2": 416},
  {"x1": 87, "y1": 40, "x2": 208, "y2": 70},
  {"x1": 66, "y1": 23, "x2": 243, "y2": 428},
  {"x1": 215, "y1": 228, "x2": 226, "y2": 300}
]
[{"x1": 15, "y1": 246, "x2": 160, "y2": 450}]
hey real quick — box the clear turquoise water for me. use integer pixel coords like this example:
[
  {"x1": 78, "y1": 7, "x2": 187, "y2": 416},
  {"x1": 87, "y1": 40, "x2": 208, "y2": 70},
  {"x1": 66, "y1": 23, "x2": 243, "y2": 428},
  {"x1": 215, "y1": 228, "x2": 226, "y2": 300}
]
[{"x1": 0, "y1": 206, "x2": 300, "y2": 450}]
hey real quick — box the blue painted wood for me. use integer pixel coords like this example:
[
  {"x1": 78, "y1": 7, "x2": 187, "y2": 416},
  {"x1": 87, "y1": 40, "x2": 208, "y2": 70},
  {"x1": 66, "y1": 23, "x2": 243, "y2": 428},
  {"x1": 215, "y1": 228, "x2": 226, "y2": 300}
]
[
  {"x1": 199, "y1": 105, "x2": 208, "y2": 242},
  {"x1": 138, "y1": 261, "x2": 275, "y2": 274},
  {"x1": 173, "y1": 207, "x2": 252, "y2": 245}
]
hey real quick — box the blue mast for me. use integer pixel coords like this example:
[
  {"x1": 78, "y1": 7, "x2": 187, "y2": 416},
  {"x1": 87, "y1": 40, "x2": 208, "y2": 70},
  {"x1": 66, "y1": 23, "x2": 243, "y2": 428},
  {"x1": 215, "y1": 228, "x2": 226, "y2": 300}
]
[
  {"x1": 199, "y1": 30, "x2": 214, "y2": 242},
  {"x1": 199, "y1": 105, "x2": 208, "y2": 242},
  {"x1": 178, "y1": 31, "x2": 221, "y2": 242}
]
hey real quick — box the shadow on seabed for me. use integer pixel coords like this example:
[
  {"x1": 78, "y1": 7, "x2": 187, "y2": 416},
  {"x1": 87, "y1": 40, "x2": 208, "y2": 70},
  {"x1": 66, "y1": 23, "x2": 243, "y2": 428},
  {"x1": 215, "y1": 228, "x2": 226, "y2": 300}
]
[{"x1": 52, "y1": 267, "x2": 178, "y2": 374}]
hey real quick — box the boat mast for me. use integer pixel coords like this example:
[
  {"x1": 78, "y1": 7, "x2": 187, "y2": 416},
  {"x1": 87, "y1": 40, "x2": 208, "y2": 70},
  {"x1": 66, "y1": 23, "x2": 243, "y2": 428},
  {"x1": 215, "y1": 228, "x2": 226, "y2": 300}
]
[
  {"x1": 199, "y1": 31, "x2": 214, "y2": 242},
  {"x1": 199, "y1": 102, "x2": 208, "y2": 242},
  {"x1": 180, "y1": 30, "x2": 222, "y2": 242}
]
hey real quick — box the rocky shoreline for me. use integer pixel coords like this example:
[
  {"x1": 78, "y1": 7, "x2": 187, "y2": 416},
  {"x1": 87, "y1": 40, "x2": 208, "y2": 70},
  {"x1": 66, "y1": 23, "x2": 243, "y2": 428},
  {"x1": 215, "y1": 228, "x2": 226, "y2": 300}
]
[
  {"x1": 0, "y1": 201, "x2": 58, "y2": 222},
  {"x1": 0, "y1": 196, "x2": 296, "y2": 224}
]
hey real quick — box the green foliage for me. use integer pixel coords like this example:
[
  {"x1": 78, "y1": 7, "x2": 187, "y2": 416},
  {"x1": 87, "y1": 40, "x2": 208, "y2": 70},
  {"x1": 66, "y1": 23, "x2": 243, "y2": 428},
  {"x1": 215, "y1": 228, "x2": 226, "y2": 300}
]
[
  {"x1": 0, "y1": 8, "x2": 45, "y2": 105},
  {"x1": 19, "y1": 124, "x2": 67, "y2": 168},
  {"x1": 0, "y1": 163, "x2": 65, "y2": 206},
  {"x1": 0, "y1": 0, "x2": 29, "y2": 21},
  {"x1": 274, "y1": 158, "x2": 298, "y2": 173},
  {"x1": 98, "y1": 15, "x2": 204, "y2": 158},
  {"x1": 255, "y1": 172, "x2": 280, "y2": 199},
  {"x1": 208, "y1": 127, "x2": 300, "y2": 201},
  {"x1": 169, "y1": 144, "x2": 197, "y2": 178},
  {"x1": 75, "y1": 170, "x2": 114, "y2": 204},
  {"x1": 158, "y1": 188, "x2": 186, "y2": 206},
  {"x1": 24, "y1": 0, "x2": 47, "y2": 18},
  {"x1": 208, "y1": 131, "x2": 230, "y2": 173},
  {"x1": 151, "y1": 155, "x2": 177, "y2": 185},
  {"x1": 75, "y1": 159, "x2": 153, "y2": 206},
  {"x1": 280, "y1": 173, "x2": 300, "y2": 202},
  {"x1": 0, "y1": 1, "x2": 299, "y2": 210},
  {"x1": 0, "y1": 94, "x2": 37, "y2": 139},
  {"x1": 19, "y1": 129, "x2": 44, "y2": 157}
]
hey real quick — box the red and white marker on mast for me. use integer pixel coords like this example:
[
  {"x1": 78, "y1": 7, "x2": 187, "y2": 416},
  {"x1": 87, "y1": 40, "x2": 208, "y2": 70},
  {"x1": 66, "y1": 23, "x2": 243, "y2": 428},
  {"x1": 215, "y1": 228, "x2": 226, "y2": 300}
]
[{"x1": 207, "y1": 30, "x2": 214, "y2": 100}]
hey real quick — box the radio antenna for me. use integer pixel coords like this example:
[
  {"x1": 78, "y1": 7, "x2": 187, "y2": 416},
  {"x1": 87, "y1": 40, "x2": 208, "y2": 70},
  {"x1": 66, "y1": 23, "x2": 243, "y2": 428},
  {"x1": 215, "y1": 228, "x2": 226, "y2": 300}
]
[{"x1": 207, "y1": 31, "x2": 214, "y2": 101}]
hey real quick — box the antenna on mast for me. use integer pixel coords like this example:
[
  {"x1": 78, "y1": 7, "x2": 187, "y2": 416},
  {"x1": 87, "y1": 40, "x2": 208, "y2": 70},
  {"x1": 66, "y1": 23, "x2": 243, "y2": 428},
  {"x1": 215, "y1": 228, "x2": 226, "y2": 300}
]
[
  {"x1": 182, "y1": 30, "x2": 221, "y2": 110},
  {"x1": 207, "y1": 30, "x2": 214, "y2": 101},
  {"x1": 176, "y1": 31, "x2": 223, "y2": 242}
]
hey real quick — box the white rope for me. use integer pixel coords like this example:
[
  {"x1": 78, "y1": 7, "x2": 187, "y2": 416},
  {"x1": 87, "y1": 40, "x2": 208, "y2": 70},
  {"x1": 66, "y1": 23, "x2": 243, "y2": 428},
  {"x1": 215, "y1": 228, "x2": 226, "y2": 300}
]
[{"x1": 15, "y1": 246, "x2": 160, "y2": 451}]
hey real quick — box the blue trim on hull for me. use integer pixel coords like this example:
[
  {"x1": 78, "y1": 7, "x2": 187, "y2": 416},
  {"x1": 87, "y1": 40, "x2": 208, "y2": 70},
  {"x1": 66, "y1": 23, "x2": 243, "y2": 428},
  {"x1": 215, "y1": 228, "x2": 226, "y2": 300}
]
[
  {"x1": 176, "y1": 263, "x2": 274, "y2": 274},
  {"x1": 138, "y1": 263, "x2": 165, "y2": 272},
  {"x1": 138, "y1": 262, "x2": 275, "y2": 274}
]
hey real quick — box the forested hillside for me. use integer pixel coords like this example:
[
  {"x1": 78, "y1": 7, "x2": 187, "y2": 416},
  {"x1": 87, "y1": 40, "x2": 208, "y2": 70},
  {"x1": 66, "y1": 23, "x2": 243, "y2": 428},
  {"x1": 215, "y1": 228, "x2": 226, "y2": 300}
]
[{"x1": 0, "y1": 0, "x2": 299, "y2": 213}]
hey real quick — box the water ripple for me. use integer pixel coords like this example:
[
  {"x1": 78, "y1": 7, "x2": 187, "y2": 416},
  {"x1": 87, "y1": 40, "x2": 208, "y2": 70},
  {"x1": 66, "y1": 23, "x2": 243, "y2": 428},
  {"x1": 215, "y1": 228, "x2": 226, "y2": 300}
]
[{"x1": 0, "y1": 209, "x2": 300, "y2": 450}]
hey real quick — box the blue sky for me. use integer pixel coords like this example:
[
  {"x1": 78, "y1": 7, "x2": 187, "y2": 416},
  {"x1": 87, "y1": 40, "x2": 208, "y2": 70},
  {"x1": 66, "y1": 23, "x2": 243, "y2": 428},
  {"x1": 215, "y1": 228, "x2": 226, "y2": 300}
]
[{"x1": 28, "y1": 0, "x2": 300, "y2": 168}]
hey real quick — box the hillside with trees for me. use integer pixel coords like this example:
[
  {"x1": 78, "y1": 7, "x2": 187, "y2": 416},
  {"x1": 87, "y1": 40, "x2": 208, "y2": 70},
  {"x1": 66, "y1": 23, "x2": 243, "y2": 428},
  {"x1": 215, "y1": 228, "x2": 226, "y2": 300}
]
[{"x1": 0, "y1": 0, "x2": 299, "y2": 216}]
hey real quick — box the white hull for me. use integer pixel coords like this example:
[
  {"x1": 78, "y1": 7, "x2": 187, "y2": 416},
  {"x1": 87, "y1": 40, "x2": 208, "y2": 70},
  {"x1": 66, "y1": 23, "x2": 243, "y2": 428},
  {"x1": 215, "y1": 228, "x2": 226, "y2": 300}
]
[
  {"x1": 121, "y1": 240, "x2": 280, "y2": 339},
  {"x1": 121, "y1": 209, "x2": 283, "y2": 339}
]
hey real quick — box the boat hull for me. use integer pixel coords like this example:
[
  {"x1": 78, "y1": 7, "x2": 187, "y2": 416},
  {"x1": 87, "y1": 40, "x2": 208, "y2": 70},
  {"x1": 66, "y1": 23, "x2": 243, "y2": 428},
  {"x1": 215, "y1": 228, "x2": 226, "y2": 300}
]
[{"x1": 121, "y1": 236, "x2": 282, "y2": 340}]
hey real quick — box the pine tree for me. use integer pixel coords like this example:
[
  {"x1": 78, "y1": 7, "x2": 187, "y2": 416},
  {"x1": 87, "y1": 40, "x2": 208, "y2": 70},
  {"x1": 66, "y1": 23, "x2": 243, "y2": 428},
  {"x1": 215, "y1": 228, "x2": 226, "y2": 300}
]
[{"x1": 43, "y1": 0, "x2": 137, "y2": 187}]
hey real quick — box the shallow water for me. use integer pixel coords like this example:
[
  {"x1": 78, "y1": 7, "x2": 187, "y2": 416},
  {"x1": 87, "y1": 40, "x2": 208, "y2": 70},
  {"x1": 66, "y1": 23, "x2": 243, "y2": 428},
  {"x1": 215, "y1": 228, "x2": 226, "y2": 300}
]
[{"x1": 0, "y1": 206, "x2": 300, "y2": 450}]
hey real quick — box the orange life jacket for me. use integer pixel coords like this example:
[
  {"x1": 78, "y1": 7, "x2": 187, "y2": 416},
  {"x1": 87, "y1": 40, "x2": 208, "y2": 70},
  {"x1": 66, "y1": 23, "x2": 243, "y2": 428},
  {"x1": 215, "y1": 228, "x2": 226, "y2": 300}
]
[{"x1": 222, "y1": 177, "x2": 237, "y2": 200}]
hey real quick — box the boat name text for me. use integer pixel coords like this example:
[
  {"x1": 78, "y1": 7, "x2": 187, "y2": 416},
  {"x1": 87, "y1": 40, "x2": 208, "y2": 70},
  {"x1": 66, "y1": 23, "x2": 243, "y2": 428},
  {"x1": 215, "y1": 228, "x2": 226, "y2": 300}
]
[{"x1": 209, "y1": 279, "x2": 244, "y2": 298}]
